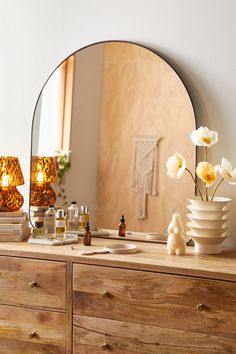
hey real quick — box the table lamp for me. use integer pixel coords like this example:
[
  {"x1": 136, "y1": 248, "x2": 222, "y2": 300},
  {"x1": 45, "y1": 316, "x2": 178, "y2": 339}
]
[
  {"x1": 30, "y1": 156, "x2": 57, "y2": 206},
  {"x1": 0, "y1": 156, "x2": 25, "y2": 212}
]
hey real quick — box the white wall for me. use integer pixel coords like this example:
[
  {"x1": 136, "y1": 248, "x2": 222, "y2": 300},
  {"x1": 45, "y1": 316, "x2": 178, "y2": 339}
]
[{"x1": 0, "y1": 0, "x2": 236, "y2": 246}]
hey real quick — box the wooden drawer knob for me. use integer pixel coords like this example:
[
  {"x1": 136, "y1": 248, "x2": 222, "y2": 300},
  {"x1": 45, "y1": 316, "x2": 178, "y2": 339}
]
[
  {"x1": 196, "y1": 303, "x2": 206, "y2": 311},
  {"x1": 28, "y1": 331, "x2": 37, "y2": 339},
  {"x1": 28, "y1": 281, "x2": 37, "y2": 288},
  {"x1": 101, "y1": 291, "x2": 110, "y2": 298},
  {"x1": 100, "y1": 343, "x2": 109, "y2": 351}
]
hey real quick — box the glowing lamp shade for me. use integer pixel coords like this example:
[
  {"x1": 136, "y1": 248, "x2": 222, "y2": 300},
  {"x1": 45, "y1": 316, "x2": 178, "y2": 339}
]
[
  {"x1": 30, "y1": 156, "x2": 57, "y2": 206},
  {"x1": 0, "y1": 156, "x2": 25, "y2": 212}
]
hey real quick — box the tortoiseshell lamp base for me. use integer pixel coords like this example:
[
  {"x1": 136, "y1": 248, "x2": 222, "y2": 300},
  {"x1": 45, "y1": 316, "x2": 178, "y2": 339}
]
[
  {"x1": 30, "y1": 182, "x2": 57, "y2": 207},
  {"x1": 0, "y1": 186, "x2": 24, "y2": 212}
]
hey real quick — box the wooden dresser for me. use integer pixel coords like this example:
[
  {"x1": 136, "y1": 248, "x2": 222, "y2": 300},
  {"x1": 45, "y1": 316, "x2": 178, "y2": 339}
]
[{"x1": 0, "y1": 239, "x2": 235, "y2": 353}]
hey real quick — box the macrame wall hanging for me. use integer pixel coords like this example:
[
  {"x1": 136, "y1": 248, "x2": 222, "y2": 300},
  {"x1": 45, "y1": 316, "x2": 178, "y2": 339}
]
[{"x1": 132, "y1": 136, "x2": 161, "y2": 219}]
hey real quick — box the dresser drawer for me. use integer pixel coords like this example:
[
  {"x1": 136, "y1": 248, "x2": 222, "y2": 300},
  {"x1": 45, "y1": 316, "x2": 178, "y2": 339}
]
[
  {"x1": 73, "y1": 315, "x2": 236, "y2": 354},
  {"x1": 0, "y1": 304, "x2": 66, "y2": 354},
  {"x1": 0, "y1": 256, "x2": 66, "y2": 309},
  {"x1": 73, "y1": 264, "x2": 236, "y2": 338}
]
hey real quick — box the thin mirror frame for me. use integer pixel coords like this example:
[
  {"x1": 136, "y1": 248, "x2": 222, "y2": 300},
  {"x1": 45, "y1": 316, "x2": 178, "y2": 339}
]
[{"x1": 29, "y1": 40, "x2": 196, "y2": 230}]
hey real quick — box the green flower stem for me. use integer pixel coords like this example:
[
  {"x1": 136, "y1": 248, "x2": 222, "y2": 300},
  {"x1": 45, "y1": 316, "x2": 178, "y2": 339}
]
[
  {"x1": 185, "y1": 168, "x2": 204, "y2": 201},
  {"x1": 210, "y1": 178, "x2": 224, "y2": 202}
]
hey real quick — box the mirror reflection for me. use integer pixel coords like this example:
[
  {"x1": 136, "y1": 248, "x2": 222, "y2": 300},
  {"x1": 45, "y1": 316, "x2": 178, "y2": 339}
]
[{"x1": 30, "y1": 41, "x2": 196, "y2": 235}]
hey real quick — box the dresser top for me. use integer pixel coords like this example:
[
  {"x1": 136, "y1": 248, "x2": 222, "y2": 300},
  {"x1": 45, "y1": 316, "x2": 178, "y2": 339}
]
[{"x1": 0, "y1": 239, "x2": 235, "y2": 281}]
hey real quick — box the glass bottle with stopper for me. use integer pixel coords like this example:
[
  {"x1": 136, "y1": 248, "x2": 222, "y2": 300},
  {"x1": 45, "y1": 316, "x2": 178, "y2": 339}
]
[
  {"x1": 83, "y1": 222, "x2": 91, "y2": 246},
  {"x1": 119, "y1": 215, "x2": 126, "y2": 237}
]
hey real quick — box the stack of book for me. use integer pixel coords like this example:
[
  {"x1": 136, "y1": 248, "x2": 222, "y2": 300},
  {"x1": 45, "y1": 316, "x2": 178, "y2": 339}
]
[{"x1": 0, "y1": 210, "x2": 31, "y2": 242}]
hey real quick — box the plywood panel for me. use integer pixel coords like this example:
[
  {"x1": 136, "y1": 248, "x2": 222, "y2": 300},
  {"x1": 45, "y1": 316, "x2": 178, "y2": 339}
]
[{"x1": 96, "y1": 42, "x2": 195, "y2": 233}]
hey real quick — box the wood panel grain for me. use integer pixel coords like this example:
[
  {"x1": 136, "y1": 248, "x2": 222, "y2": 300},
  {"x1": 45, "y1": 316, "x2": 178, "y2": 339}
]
[
  {"x1": 73, "y1": 315, "x2": 236, "y2": 354},
  {"x1": 0, "y1": 256, "x2": 66, "y2": 309},
  {"x1": 73, "y1": 264, "x2": 236, "y2": 338},
  {"x1": 96, "y1": 42, "x2": 196, "y2": 233},
  {"x1": 0, "y1": 304, "x2": 66, "y2": 354}
]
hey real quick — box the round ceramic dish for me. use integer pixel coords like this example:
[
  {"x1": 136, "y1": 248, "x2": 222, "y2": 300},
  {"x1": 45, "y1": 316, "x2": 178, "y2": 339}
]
[
  {"x1": 187, "y1": 214, "x2": 228, "y2": 229},
  {"x1": 186, "y1": 231, "x2": 227, "y2": 254},
  {"x1": 187, "y1": 205, "x2": 229, "y2": 220},
  {"x1": 188, "y1": 197, "x2": 231, "y2": 211},
  {"x1": 146, "y1": 233, "x2": 167, "y2": 241},
  {"x1": 187, "y1": 222, "x2": 227, "y2": 237},
  {"x1": 104, "y1": 243, "x2": 138, "y2": 254}
]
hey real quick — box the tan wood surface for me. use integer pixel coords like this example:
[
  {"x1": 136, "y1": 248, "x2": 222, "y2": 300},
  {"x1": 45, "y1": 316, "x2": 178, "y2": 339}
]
[
  {"x1": 0, "y1": 239, "x2": 235, "y2": 281},
  {"x1": 0, "y1": 255, "x2": 66, "y2": 310},
  {"x1": 96, "y1": 42, "x2": 196, "y2": 233},
  {"x1": 66, "y1": 261, "x2": 73, "y2": 354},
  {"x1": 73, "y1": 315, "x2": 236, "y2": 354},
  {"x1": 0, "y1": 304, "x2": 66, "y2": 354},
  {"x1": 73, "y1": 264, "x2": 236, "y2": 338}
]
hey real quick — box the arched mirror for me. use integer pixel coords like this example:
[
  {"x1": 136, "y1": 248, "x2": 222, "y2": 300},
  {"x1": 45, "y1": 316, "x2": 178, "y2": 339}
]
[{"x1": 30, "y1": 40, "x2": 196, "y2": 237}]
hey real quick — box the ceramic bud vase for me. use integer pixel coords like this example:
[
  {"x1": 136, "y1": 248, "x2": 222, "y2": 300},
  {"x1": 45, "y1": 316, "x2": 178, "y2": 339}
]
[{"x1": 187, "y1": 197, "x2": 231, "y2": 254}]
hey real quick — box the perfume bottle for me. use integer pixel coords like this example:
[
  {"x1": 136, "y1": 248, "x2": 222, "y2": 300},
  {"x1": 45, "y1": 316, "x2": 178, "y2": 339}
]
[
  {"x1": 81, "y1": 205, "x2": 90, "y2": 226},
  {"x1": 44, "y1": 204, "x2": 56, "y2": 239},
  {"x1": 67, "y1": 201, "x2": 79, "y2": 231},
  {"x1": 119, "y1": 215, "x2": 126, "y2": 237},
  {"x1": 78, "y1": 207, "x2": 86, "y2": 230},
  {"x1": 32, "y1": 220, "x2": 44, "y2": 238},
  {"x1": 83, "y1": 222, "x2": 91, "y2": 246},
  {"x1": 56, "y1": 209, "x2": 66, "y2": 239}
]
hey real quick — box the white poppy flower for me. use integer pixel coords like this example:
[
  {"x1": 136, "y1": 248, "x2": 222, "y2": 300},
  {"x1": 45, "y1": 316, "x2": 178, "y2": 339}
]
[
  {"x1": 190, "y1": 126, "x2": 218, "y2": 147},
  {"x1": 217, "y1": 158, "x2": 236, "y2": 184},
  {"x1": 166, "y1": 153, "x2": 186, "y2": 179},
  {"x1": 196, "y1": 161, "x2": 217, "y2": 187}
]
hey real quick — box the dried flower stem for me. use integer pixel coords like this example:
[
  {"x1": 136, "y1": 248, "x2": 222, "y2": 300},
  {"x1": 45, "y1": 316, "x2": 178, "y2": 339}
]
[
  {"x1": 185, "y1": 168, "x2": 204, "y2": 201},
  {"x1": 210, "y1": 178, "x2": 224, "y2": 202},
  {"x1": 205, "y1": 187, "x2": 209, "y2": 201},
  {"x1": 204, "y1": 146, "x2": 208, "y2": 161}
]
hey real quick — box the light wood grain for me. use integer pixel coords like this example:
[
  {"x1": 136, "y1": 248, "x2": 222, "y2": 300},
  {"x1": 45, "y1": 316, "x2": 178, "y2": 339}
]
[
  {"x1": 0, "y1": 304, "x2": 66, "y2": 353},
  {"x1": 66, "y1": 261, "x2": 73, "y2": 354},
  {"x1": 73, "y1": 315, "x2": 236, "y2": 354},
  {"x1": 73, "y1": 264, "x2": 236, "y2": 338},
  {"x1": 96, "y1": 42, "x2": 195, "y2": 233},
  {"x1": 0, "y1": 240, "x2": 235, "y2": 281},
  {"x1": 0, "y1": 255, "x2": 66, "y2": 309}
]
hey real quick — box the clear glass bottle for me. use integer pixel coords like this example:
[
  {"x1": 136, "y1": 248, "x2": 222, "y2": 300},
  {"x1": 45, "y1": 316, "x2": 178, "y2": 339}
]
[
  {"x1": 32, "y1": 220, "x2": 44, "y2": 238},
  {"x1": 44, "y1": 204, "x2": 56, "y2": 239},
  {"x1": 67, "y1": 201, "x2": 79, "y2": 231},
  {"x1": 83, "y1": 222, "x2": 91, "y2": 246},
  {"x1": 119, "y1": 215, "x2": 126, "y2": 237},
  {"x1": 78, "y1": 207, "x2": 86, "y2": 230},
  {"x1": 56, "y1": 209, "x2": 66, "y2": 239},
  {"x1": 80, "y1": 206, "x2": 90, "y2": 228}
]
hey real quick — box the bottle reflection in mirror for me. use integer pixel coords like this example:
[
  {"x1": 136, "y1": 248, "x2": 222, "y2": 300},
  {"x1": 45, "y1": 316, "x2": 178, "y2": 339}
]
[
  {"x1": 119, "y1": 215, "x2": 126, "y2": 237},
  {"x1": 56, "y1": 209, "x2": 66, "y2": 240},
  {"x1": 44, "y1": 204, "x2": 56, "y2": 239},
  {"x1": 67, "y1": 201, "x2": 79, "y2": 231}
]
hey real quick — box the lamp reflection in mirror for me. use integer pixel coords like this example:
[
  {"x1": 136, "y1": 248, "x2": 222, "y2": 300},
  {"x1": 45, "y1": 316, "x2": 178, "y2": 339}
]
[
  {"x1": 0, "y1": 156, "x2": 25, "y2": 212},
  {"x1": 30, "y1": 156, "x2": 57, "y2": 206}
]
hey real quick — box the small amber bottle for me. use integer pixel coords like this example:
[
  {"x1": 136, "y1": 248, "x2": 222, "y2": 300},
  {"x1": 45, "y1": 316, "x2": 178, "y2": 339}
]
[
  {"x1": 83, "y1": 222, "x2": 91, "y2": 246},
  {"x1": 119, "y1": 215, "x2": 126, "y2": 237}
]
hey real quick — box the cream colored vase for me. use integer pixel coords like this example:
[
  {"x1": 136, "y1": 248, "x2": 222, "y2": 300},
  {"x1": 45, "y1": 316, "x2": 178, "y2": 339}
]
[{"x1": 187, "y1": 197, "x2": 231, "y2": 254}]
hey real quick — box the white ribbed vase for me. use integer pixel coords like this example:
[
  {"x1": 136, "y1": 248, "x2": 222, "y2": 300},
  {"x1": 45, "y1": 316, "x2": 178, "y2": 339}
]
[{"x1": 187, "y1": 197, "x2": 231, "y2": 254}]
